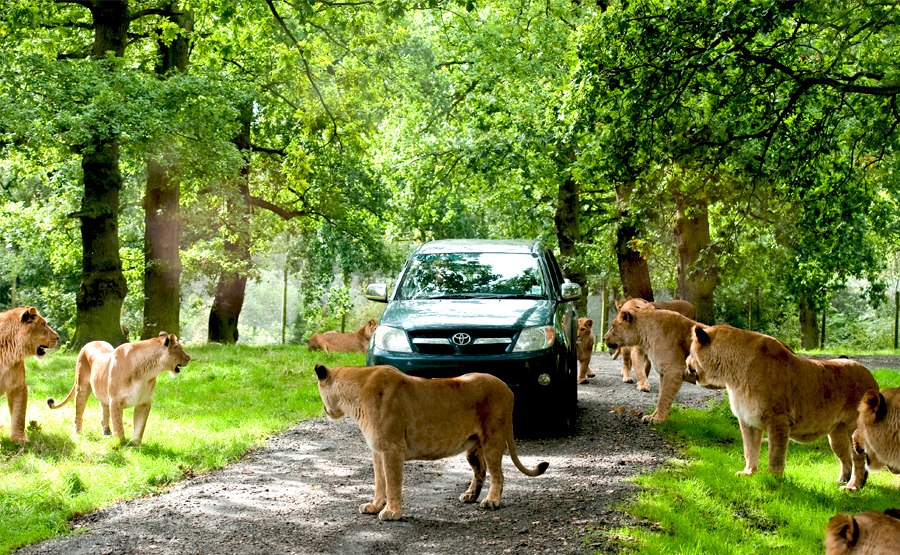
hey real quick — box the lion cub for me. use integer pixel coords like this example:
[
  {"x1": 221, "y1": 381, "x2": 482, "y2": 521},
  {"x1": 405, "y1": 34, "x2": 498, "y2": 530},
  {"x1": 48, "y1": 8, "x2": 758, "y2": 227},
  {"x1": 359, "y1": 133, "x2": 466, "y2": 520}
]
[
  {"x1": 314, "y1": 364, "x2": 549, "y2": 520},
  {"x1": 686, "y1": 325, "x2": 876, "y2": 486},
  {"x1": 850, "y1": 387, "x2": 900, "y2": 490},
  {"x1": 825, "y1": 509, "x2": 900, "y2": 554},
  {"x1": 47, "y1": 332, "x2": 190, "y2": 446},
  {"x1": 576, "y1": 317, "x2": 595, "y2": 384}
]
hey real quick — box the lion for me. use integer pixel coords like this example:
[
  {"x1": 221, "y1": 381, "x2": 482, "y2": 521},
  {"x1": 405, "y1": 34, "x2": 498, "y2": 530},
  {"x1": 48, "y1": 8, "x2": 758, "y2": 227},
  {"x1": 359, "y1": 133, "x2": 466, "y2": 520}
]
[
  {"x1": 308, "y1": 318, "x2": 378, "y2": 353},
  {"x1": 685, "y1": 325, "x2": 877, "y2": 486},
  {"x1": 612, "y1": 297, "x2": 697, "y2": 392},
  {"x1": 825, "y1": 509, "x2": 900, "y2": 555},
  {"x1": 603, "y1": 299, "x2": 706, "y2": 423},
  {"x1": 849, "y1": 387, "x2": 900, "y2": 490},
  {"x1": 576, "y1": 317, "x2": 595, "y2": 384},
  {"x1": 313, "y1": 364, "x2": 549, "y2": 520},
  {"x1": 0, "y1": 307, "x2": 59, "y2": 443},
  {"x1": 47, "y1": 332, "x2": 190, "y2": 446}
]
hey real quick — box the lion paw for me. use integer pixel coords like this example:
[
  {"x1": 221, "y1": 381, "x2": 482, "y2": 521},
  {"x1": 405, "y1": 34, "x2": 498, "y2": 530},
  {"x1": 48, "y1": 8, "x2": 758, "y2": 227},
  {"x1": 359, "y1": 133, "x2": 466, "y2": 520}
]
[
  {"x1": 642, "y1": 414, "x2": 665, "y2": 423},
  {"x1": 360, "y1": 502, "x2": 384, "y2": 515},
  {"x1": 378, "y1": 507, "x2": 403, "y2": 521},
  {"x1": 587, "y1": 370, "x2": 595, "y2": 378},
  {"x1": 480, "y1": 498, "x2": 502, "y2": 510},
  {"x1": 637, "y1": 382, "x2": 651, "y2": 392},
  {"x1": 459, "y1": 492, "x2": 479, "y2": 503},
  {"x1": 622, "y1": 376, "x2": 634, "y2": 383},
  {"x1": 577, "y1": 378, "x2": 589, "y2": 385}
]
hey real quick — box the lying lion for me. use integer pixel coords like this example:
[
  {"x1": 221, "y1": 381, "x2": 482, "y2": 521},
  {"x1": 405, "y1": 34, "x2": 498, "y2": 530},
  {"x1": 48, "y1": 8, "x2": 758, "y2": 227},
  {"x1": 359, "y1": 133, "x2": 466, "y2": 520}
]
[
  {"x1": 314, "y1": 364, "x2": 549, "y2": 520},
  {"x1": 47, "y1": 332, "x2": 191, "y2": 446},
  {"x1": 308, "y1": 318, "x2": 378, "y2": 353},
  {"x1": 576, "y1": 317, "x2": 595, "y2": 384},
  {"x1": 612, "y1": 298, "x2": 697, "y2": 392},
  {"x1": 849, "y1": 387, "x2": 900, "y2": 490},
  {"x1": 0, "y1": 307, "x2": 59, "y2": 443},
  {"x1": 603, "y1": 299, "x2": 706, "y2": 423},
  {"x1": 686, "y1": 325, "x2": 876, "y2": 486},
  {"x1": 825, "y1": 509, "x2": 900, "y2": 554}
]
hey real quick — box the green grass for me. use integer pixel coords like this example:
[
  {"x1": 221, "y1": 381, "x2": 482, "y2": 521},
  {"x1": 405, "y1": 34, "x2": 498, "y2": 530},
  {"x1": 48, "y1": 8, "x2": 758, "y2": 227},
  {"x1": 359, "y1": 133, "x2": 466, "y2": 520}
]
[
  {"x1": 598, "y1": 368, "x2": 900, "y2": 554},
  {"x1": 0, "y1": 344, "x2": 364, "y2": 554}
]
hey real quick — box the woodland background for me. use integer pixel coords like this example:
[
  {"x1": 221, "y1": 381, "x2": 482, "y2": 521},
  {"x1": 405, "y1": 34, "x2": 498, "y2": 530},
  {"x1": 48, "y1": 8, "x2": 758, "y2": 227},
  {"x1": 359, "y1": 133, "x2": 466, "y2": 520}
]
[{"x1": 2, "y1": 0, "x2": 900, "y2": 351}]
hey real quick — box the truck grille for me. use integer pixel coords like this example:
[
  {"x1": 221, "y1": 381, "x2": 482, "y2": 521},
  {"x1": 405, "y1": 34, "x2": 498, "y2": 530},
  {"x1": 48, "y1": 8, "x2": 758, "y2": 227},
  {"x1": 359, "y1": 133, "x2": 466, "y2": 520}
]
[{"x1": 409, "y1": 329, "x2": 515, "y2": 355}]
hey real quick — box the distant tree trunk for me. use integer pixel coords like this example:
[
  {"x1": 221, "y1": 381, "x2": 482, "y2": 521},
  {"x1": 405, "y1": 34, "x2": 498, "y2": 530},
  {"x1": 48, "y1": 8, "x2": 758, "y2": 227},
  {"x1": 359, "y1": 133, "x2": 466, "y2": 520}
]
[
  {"x1": 673, "y1": 191, "x2": 717, "y2": 324},
  {"x1": 208, "y1": 102, "x2": 252, "y2": 344},
  {"x1": 614, "y1": 183, "x2": 653, "y2": 301},
  {"x1": 555, "y1": 176, "x2": 588, "y2": 313},
  {"x1": 70, "y1": 0, "x2": 129, "y2": 350},
  {"x1": 799, "y1": 293, "x2": 819, "y2": 349},
  {"x1": 142, "y1": 5, "x2": 193, "y2": 339}
]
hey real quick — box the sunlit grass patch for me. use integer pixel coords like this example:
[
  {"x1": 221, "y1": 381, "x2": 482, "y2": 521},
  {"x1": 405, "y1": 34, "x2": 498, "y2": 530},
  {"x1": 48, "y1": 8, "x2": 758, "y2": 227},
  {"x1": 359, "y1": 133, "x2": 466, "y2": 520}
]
[
  {"x1": 603, "y1": 368, "x2": 900, "y2": 555},
  {"x1": 0, "y1": 343, "x2": 363, "y2": 554}
]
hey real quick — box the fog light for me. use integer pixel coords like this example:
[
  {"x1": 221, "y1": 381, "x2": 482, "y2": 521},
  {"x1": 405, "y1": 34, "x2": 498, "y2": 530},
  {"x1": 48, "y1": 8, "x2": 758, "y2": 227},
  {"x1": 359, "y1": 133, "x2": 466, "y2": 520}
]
[{"x1": 537, "y1": 373, "x2": 552, "y2": 386}]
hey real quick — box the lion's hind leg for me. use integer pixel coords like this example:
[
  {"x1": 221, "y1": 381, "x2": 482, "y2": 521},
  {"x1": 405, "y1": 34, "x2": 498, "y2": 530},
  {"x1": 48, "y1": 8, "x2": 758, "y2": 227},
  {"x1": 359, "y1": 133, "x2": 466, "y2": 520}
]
[
  {"x1": 460, "y1": 444, "x2": 487, "y2": 503},
  {"x1": 829, "y1": 423, "x2": 865, "y2": 488},
  {"x1": 479, "y1": 437, "x2": 507, "y2": 510}
]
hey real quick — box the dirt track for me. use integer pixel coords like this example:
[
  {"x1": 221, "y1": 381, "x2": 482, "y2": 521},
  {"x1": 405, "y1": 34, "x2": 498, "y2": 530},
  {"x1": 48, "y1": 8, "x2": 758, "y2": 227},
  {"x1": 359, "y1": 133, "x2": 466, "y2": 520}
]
[{"x1": 14, "y1": 352, "x2": 725, "y2": 555}]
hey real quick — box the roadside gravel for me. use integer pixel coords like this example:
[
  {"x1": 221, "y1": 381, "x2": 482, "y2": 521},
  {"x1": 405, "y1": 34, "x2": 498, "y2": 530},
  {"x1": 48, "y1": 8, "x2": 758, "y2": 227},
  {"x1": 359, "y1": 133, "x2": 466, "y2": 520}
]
[{"x1": 15, "y1": 353, "x2": 725, "y2": 555}]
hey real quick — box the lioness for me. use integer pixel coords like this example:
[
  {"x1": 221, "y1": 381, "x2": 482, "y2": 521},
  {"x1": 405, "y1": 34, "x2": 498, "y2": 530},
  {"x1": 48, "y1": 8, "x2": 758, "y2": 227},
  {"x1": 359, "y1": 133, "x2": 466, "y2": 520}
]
[
  {"x1": 308, "y1": 318, "x2": 378, "y2": 353},
  {"x1": 0, "y1": 307, "x2": 59, "y2": 443},
  {"x1": 314, "y1": 364, "x2": 549, "y2": 520},
  {"x1": 612, "y1": 297, "x2": 697, "y2": 391},
  {"x1": 849, "y1": 387, "x2": 900, "y2": 489},
  {"x1": 686, "y1": 325, "x2": 876, "y2": 486},
  {"x1": 825, "y1": 509, "x2": 900, "y2": 555},
  {"x1": 576, "y1": 317, "x2": 595, "y2": 384},
  {"x1": 603, "y1": 299, "x2": 706, "y2": 423},
  {"x1": 47, "y1": 332, "x2": 190, "y2": 446}
]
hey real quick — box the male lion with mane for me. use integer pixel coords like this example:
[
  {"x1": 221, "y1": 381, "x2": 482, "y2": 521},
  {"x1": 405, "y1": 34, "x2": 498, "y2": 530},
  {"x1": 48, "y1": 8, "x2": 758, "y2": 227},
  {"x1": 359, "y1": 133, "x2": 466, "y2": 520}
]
[
  {"x1": 47, "y1": 332, "x2": 190, "y2": 446},
  {"x1": 0, "y1": 307, "x2": 59, "y2": 443},
  {"x1": 825, "y1": 509, "x2": 900, "y2": 554},
  {"x1": 308, "y1": 319, "x2": 378, "y2": 353},
  {"x1": 314, "y1": 364, "x2": 549, "y2": 521},
  {"x1": 686, "y1": 325, "x2": 876, "y2": 487}
]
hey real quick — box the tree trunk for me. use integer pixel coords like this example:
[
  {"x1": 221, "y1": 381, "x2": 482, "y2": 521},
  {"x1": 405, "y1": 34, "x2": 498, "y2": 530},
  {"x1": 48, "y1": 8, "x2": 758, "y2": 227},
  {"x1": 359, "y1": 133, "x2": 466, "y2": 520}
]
[
  {"x1": 142, "y1": 5, "x2": 193, "y2": 339},
  {"x1": 799, "y1": 293, "x2": 819, "y2": 349},
  {"x1": 614, "y1": 183, "x2": 654, "y2": 301},
  {"x1": 555, "y1": 176, "x2": 587, "y2": 313},
  {"x1": 70, "y1": 0, "x2": 129, "y2": 350},
  {"x1": 673, "y1": 192, "x2": 717, "y2": 324},
  {"x1": 208, "y1": 102, "x2": 252, "y2": 344},
  {"x1": 71, "y1": 138, "x2": 129, "y2": 349}
]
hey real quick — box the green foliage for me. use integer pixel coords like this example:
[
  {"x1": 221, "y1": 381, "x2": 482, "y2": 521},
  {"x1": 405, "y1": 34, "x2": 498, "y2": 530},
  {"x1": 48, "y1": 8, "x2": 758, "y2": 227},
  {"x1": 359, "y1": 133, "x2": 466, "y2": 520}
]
[
  {"x1": 607, "y1": 370, "x2": 900, "y2": 554},
  {"x1": 0, "y1": 344, "x2": 363, "y2": 553}
]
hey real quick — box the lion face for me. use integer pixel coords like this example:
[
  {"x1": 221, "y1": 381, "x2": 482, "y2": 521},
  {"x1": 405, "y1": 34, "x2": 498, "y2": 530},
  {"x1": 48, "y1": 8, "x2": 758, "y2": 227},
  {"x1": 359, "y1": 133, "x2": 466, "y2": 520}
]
[
  {"x1": 363, "y1": 319, "x2": 378, "y2": 340},
  {"x1": 577, "y1": 318, "x2": 593, "y2": 339},
  {"x1": 17, "y1": 307, "x2": 59, "y2": 360},
  {"x1": 158, "y1": 332, "x2": 190, "y2": 377},
  {"x1": 602, "y1": 310, "x2": 640, "y2": 351},
  {"x1": 825, "y1": 509, "x2": 900, "y2": 555},
  {"x1": 686, "y1": 326, "x2": 724, "y2": 388}
]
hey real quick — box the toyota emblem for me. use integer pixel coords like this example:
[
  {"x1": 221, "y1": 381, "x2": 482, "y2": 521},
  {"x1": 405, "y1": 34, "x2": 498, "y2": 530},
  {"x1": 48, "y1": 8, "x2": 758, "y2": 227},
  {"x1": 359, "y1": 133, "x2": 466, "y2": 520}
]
[{"x1": 451, "y1": 332, "x2": 472, "y2": 346}]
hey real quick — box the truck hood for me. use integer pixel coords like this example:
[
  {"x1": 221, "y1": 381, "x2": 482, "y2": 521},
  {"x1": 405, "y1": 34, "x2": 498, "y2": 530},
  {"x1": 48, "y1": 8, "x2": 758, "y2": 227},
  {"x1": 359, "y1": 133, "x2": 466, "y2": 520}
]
[{"x1": 378, "y1": 299, "x2": 555, "y2": 330}]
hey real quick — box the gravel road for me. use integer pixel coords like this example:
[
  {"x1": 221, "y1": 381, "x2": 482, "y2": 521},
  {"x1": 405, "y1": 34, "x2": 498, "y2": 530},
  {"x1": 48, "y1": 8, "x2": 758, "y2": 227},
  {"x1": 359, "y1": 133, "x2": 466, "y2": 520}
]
[{"x1": 15, "y1": 352, "x2": 725, "y2": 555}]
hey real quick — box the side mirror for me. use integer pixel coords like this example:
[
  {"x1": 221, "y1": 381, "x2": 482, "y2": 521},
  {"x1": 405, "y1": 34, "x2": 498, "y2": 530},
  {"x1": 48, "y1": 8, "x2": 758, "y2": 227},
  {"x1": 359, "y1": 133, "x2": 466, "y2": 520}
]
[
  {"x1": 560, "y1": 281, "x2": 581, "y2": 302},
  {"x1": 366, "y1": 283, "x2": 389, "y2": 303}
]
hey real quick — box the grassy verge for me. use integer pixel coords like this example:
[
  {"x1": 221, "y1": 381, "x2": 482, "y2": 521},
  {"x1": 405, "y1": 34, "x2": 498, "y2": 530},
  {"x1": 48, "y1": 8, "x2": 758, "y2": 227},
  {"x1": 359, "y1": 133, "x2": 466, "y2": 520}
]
[
  {"x1": 597, "y1": 369, "x2": 900, "y2": 554},
  {"x1": 0, "y1": 344, "x2": 364, "y2": 554}
]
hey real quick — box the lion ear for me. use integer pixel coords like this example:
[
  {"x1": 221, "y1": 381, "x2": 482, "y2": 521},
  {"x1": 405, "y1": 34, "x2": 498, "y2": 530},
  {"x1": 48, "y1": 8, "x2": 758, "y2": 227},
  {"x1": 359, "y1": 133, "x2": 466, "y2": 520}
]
[
  {"x1": 885, "y1": 508, "x2": 900, "y2": 520},
  {"x1": 314, "y1": 364, "x2": 328, "y2": 381},
  {"x1": 694, "y1": 326, "x2": 711, "y2": 346},
  {"x1": 622, "y1": 311, "x2": 633, "y2": 323},
  {"x1": 826, "y1": 513, "x2": 859, "y2": 548},
  {"x1": 585, "y1": 319, "x2": 593, "y2": 328},
  {"x1": 21, "y1": 307, "x2": 36, "y2": 323}
]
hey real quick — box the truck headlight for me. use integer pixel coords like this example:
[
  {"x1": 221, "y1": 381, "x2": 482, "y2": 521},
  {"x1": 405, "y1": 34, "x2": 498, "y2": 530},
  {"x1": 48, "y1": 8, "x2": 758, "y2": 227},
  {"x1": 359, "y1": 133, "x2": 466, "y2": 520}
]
[
  {"x1": 373, "y1": 326, "x2": 413, "y2": 353},
  {"x1": 513, "y1": 326, "x2": 555, "y2": 352}
]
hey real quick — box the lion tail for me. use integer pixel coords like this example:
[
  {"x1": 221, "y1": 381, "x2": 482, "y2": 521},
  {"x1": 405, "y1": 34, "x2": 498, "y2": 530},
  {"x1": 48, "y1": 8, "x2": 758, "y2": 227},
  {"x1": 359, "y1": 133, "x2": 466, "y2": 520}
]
[
  {"x1": 506, "y1": 430, "x2": 549, "y2": 477},
  {"x1": 46, "y1": 382, "x2": 77, "y2": 410}
]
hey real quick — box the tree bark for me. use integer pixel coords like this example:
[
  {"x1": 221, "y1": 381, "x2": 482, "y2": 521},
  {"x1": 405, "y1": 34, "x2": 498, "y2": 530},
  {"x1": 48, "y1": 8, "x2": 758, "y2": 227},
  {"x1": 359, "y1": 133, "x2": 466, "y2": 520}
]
[
  {"x1": 614, "y1": 183, "x2": 654, "y2": 301},
  {"x1": 673, "y1": 191, "x2": 717, "y2": 324},
  {"x1": 70, "y1": 0, "x2": 129, "y2": 350},
  {"x1": 142, "y1": 5, "x2": 193, "y2": 339},
  {"x1": 208, "y1": 102, "x2": 252, "y2": 344},
  {"x1": 799, "y1": 293, "x2": 820, "y2": 349},
  {"x1": 554, "y1": 176, "x2": 588, "y2": 313}
]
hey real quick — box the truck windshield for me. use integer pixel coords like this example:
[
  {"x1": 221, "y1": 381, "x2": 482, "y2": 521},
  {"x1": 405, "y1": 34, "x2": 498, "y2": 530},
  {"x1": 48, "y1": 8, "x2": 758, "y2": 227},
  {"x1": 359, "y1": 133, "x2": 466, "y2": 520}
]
[{"x1": 398, "y1": 252, "x2": 547, "y2": 300}]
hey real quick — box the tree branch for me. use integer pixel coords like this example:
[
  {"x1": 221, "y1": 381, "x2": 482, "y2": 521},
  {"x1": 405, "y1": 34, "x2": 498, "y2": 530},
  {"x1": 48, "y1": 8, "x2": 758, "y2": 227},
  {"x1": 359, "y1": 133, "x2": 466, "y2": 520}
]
[{"x1": 248, "y1": 195, "x2": 306, "y2": 220}]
